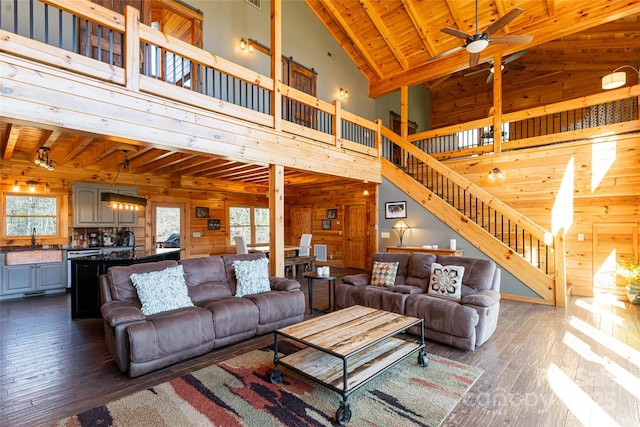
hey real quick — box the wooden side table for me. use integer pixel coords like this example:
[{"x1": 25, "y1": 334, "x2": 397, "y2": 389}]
[{"x1": 302, "y1": 272, "x2": 340, "y2": 315}]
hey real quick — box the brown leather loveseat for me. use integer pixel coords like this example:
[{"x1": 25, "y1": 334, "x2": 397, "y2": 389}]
[
  {"x1": 99, "y1": 253, "x2": 305, "y2": 377},
  {"x1": 336, "y1": 252, "x2": 501, "y2": 351}
]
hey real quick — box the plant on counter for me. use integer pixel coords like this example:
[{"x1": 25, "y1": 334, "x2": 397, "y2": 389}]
[{"x1": 617, "y1": 258, "x2": 640, "y2": 305}]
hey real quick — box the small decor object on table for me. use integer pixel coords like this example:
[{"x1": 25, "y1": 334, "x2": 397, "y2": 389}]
[
  {"x1": 195, "y1": 206, "x2": 209, "y2": 218},
  {"x1": 327, "y1": 208, "x2": 338, "y2": 219},
  {"x1": 617, "y1": 259, "x2": 640, "y2": 305},
  {"x1": 322, "y1": 219, "x2": 332, "y2": 230},
  {"x1": 207, "y1": 219, "x2": 220, "y2": 230},
  {"x1": 385, "y1": 201, "x2": 407, "y2": 219}
]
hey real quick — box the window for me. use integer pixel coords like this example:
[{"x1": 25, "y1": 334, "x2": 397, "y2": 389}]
[
  {"x1": 229, "y1": 206, "x2": 269, "y2": 245},
  {"x1": 5, "y1": 195, "x2": 58, "y2": 236}
]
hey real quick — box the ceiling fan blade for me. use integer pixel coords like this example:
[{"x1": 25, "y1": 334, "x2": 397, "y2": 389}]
[
  {"x1": 427, "y1": 45, "x2": 464, "y2": 62},
  {"x1": 503, "y1": 50, "x2": 528, "y2": 64},
  {"x1": 491, "y1": 35, "x2": 533, "y2": 45},
  {"x1": 469, "y1": 52, "x2": 480, "y2": 67},
  {"x1": 486, "y1": 73, "x2": 494, "y2": 84},
  {"x1": 505, "y1": 64, "x2": 526, "y2": 71},
  {"x1": 441, "y1": 27, "x2": 473, "y2": 40},
  {"x1": 464, "y1": 67, "x2": 490, "y2": 77},
  {"x1": 484, "y1": 8, "x2": 524, "y2": 36}
]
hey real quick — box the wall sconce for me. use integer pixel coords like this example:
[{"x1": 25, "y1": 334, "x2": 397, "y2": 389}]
[
  {"x1": 240, "y1": 38, "x2": 253, "y2": 53},
  {"x1": 362, "y1": 180, "x2": 370, "y2": 196},
  {"x1": 488, "y1": 167, "x2": 505, "y2": 181},
  {"x1": 150, "y1": 21, "x2": 161, "y2": 31},
  {"x1": 392, "y1": 220, "x2": 410, "y2": 247},
  {"x1": 602, "y1": 65, "x2": 639, "y2": 89},
  {"x1": 339, "y1": 88, "x2": 349, "y2": 99},
  {"x1": 26, "y1": 180, "x2": 38, "y2": 193},
  {"x1": 34, "y1": 147, "x2": 54, "y2": 171},
  {"x1": 12, "y1": 180, "x2": 20, "y2": 191}
]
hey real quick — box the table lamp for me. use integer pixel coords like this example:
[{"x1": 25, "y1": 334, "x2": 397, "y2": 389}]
[{"x1": 392, "y1": 220, "x2": 410, "y2": 247}]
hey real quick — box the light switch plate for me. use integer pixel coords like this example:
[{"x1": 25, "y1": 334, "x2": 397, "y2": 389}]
[
  {"x1": 193, "y1": 231, "x2": 201, "y2": 238},
  {"x1": 381, "y1": 232, "x2": 390, "y2": 238}
]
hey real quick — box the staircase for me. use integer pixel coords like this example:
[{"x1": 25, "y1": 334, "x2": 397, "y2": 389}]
[{"x1": 380, "y1": 127, "x2": 566, "y2": 306}]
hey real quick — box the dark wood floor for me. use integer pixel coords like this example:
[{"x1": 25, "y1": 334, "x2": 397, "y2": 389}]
[{"x1": 1, "y1": 270, "x2": 639, "y2": 427}]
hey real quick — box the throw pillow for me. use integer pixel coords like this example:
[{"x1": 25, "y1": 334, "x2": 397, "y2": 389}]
[
  {"x1": 428, "y1": 262, "x2": 465, "y2": 300},
  {"x1": 234, "y1": 257, "x2": 271, "y2": 297},
  {"x1": 371, "y1": 261, "x2": 399, "y2": 287},
  {"x1": 130, "y1": 265, "x2": 194, "y2": 316}
]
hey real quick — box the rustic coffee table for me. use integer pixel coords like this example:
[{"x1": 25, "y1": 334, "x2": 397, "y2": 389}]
[{"x1": 270, "y1": 305, "x2": 428, "y2": 425}]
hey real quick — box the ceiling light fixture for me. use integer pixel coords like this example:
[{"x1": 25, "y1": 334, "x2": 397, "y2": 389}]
[
  {"x1": 392, "y1": 220, "x2": 410, "y2": 247},
  {"x1": 488, "y1": 167, "x2": 505, "y2": 181},
  {"x1": 602, "y1": 65, "x2": 639, "y2": 90},
  {"x1": 34, "y1": 147, "x2": 54, "y2": 171},
  {"x1": 101, "y1": 150, "x2": 147, "y2": 211}
]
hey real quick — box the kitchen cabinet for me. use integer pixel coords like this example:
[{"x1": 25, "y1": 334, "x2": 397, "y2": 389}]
[
  {"x1": 1, "y1": 260, "x2": 67, "y2": 296},
  {"x1": 72, "y1": 183, "x2": 140, "y2": 227}
]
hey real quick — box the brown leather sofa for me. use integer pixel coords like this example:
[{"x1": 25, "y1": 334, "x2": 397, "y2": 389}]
[
  {"x1": 336, "y1": 252, "x2": 501, "y2": 351},
  {"x1": 99, "y1": 253, "x2": 305, "y2": 377}
]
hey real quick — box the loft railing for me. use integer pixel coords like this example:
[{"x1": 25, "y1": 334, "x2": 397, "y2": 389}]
[{"x1": 0, "y1": 0, "x2": 378, "y2": 155}]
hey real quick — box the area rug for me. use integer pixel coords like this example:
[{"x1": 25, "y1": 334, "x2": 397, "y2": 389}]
[{"x1": 54, "y1": 343, "x2": 482, "y2": 427}]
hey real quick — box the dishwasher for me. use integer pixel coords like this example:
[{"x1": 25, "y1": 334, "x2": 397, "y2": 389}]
[{"x1": 67, "y1": 249, "x2": 102, "y2": 288}]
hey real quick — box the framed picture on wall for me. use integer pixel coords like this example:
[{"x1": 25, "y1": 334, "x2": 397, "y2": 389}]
[
  {"x1": 207, "y1": 219, "x2": 220, "y2": 230},
  {"x1": 322, "y1": 219, "x2": 332, "y2": 230},
  {"x1": 327, "y1": 208, "x2": 338, "y2": 219},
  {"x1": 385, "y1": 201, "x2": 407, "y2": 219},
  {"x1": 195, "y1": 206, "x2": 209, "y2": 218}
]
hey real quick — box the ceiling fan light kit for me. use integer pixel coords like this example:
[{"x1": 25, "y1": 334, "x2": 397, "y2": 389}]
[{"x1": 433, "y1": 1, "x2": 532, "y2": 68}]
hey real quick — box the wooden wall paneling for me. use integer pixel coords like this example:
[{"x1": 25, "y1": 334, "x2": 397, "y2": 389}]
[{"x1": 444, "y1": 133, "x2": 640, "y2": 298}]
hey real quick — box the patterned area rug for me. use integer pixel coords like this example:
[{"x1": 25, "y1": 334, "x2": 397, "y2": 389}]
[{"x1": 55, "y1": 343, "x2": 482, "y2": 426}]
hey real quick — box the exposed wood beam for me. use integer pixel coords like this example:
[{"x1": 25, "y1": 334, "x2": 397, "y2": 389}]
[
  {"x1": 444, "y1": 0, "x2": 467, "y2": 35},
  {"x1": 359, "y1": 0, "x2": 408, "y2": 70},
  {"x1": 135, "y1": 152, "x2": 193, "y2": 174},
  {"x1": 57, "y1": 136, "x2": 94, "y2": 165},
  {"x1": 400, "y1": 0, "x2": 437, "y2": 57},
  {"x1": 547, "y1": 0, "x2": 556, "y2": 17},
  {"x1": 318, "y1": 0, "x2": 384, "y2": 79},
  {"x1": 2, "y1": 124, "x2": 20, "y2": 160},
  {"x1": 180, "y1": 175, "x2": 267, "y2": 194}
]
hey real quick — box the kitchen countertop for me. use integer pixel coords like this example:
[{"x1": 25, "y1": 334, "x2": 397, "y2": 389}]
[{"x1": 70, "y1": 247, "x2": 180, "y2": 261}]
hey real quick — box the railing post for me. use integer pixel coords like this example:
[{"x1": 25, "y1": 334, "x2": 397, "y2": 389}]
[
  {"x1": 333, "y1": 99, "x2": 342, "y2": 148},
  {"x1": 554, "y1": 228, "x2": 567, "y2": 307},
  {"x1": 492, "y1": 54, "x2": 502, "y2": 153},
  {"x1": 270, "y1": 0, "x2": 282, "y2": 131},
  {"x1": 400, "y1": 85, "x2": 409, "y2": 167},
  {"x1": 124, "y1": 6, "x2": 140, "y2": 92},
  {"x1": 375, "y1": 119, "x2": 382, "y2": 159}
]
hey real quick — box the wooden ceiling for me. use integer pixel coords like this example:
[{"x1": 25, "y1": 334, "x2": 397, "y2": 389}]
[
  {"x1": 305, "y1": 0, "x2": 640, "y2": 97},
  {"x1": 2, "y1": 0, "x2": 639, "y2": 187}
]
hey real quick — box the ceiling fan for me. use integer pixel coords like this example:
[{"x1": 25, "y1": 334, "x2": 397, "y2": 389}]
[
  {"x1": 464, "y1": 50, "x2": 527, "y2": 83},
  {"x1": 429, "y1": 0, "x2": 533, "y2": 67}
]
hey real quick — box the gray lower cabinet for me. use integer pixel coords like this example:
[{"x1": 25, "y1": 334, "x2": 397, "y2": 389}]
[{"x1": 2, "y1": 261, "x2": 66, "y2": 296}]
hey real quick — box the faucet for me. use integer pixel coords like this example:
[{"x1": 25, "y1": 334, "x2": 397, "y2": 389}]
[{"x1": 31, "y1": 228, "x2": 36, "y2": 250}]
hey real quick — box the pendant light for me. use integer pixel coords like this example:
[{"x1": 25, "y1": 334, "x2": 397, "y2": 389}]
[{"x1": 100, "y1": 150, "x2": 147, "y2": 211}]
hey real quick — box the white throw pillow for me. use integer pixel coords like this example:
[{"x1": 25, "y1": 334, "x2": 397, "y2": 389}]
[
  {"x1": 234, "y1": 257, "x2": 271, "y2": 297},
  {"x1": 428, "y1": 262, "x2": 465, "y2": 300},
  {"x1": 130, "y1": 265, "x2": 194, "y2": 316}
]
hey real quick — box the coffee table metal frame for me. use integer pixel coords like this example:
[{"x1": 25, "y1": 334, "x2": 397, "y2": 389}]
[{"x1": 269, "y1": 305, "x2": 428, "y2": 425}]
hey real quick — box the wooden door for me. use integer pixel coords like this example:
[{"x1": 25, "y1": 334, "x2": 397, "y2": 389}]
[
  {"x1": 283, "y1": 60, "x2": 317, "y2": 128},
  {"x1": 290, "y1": 206, "x2": 312, "y2": 245},
  {"x1": 345, "y1": 204, "x2": 367, "y2": 269},
  {"x1": 592, "y1": 223, "x2": 639, "y2": 298},
  {"x1": 390, "y1": 111, "x2": 418, "y2": 166}
]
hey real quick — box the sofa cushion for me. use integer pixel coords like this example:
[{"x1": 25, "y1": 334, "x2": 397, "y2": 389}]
[
  {"x1": 130, "y1": 265, "x2": 194, "y2": 316},
  {"x1": 371, "y1": 261, "x2": 399, "y2": 287},
  {"x1": 405, "y1": 253, "x2": 437, "y2": 289},
  {"x1": 107, "y1": 260, "x2": 179, "y2": 301},
  {"x1": 436, "y1": 256, "x2": 497, "y2": 292},
  {"x1": 428, "y1": 262, "x2": 464, "y2": 300},
  {"x1": 180, "y1": 256, "x2": 232, "y2": 303},
  {"x1": 234, "y1": 257, "x2": 270, "y2": 297}
]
